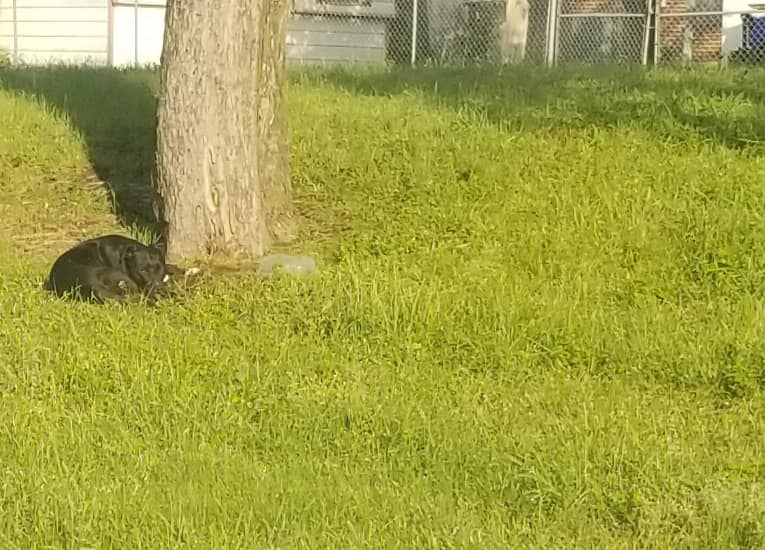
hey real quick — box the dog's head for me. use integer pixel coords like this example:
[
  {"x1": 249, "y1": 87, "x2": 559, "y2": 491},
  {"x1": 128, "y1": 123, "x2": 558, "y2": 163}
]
[{"x1": 122, "y1": 240, "x2": 167, "y2": 289}]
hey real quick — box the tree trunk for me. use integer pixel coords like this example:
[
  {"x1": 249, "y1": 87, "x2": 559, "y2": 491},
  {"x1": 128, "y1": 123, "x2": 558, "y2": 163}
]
[{"x1": 152, "y1": 0, "x2": 295, "y2": 264}]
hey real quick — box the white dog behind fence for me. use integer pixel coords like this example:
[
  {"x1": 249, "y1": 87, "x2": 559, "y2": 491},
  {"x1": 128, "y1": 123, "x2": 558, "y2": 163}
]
[{"x1": 501, "y1": 0, "x2": 530, "y2": 64}]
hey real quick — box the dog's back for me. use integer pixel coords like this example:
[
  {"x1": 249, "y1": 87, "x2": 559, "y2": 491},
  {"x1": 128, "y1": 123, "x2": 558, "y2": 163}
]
[{"x1": 44, "y1": 239, "x2": 102, "y2": 294}]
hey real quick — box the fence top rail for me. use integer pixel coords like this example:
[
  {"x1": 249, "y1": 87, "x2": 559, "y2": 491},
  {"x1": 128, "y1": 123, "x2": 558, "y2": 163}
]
[
  {"x1": 559, "y1": 12, "x2": 648, "y2": 17},
  {"x1": 657, "y1": 9, "x2": 765, "y2": 15},
  {"x1": 562, "y1": 8, "x2": 765, "y2": 16}
]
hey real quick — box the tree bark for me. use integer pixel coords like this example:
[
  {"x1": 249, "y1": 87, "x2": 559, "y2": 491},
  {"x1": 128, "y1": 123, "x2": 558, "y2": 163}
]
[{"x1": 152, "y1": 0, "x2": 295, "y2": 263}]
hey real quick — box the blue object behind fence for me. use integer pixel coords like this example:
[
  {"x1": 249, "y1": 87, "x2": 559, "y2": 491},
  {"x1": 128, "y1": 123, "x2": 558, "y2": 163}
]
[{"x1": 747, "y1": 16, "x2": 765, "y2": 47}]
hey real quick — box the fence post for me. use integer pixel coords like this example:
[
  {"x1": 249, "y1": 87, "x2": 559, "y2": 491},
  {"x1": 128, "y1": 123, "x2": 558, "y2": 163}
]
[
  {"x1": 11, "y1": 0, "x2": 18, "y2": 64},
  {"x1": 654, "y1": 0, "x2": 661, "y2": 64},
  {"x1": 545, "y1": 0, "x2": 559, "y2": 66},
  {"x1": 134, "y1": 0, "x2": 139, "y2": 66},
  {"x1": 641, "y1": 0, "x2": 651, "y2": 64},
  {"x1": 410, "y1": 0, "x2": 419, "y2": 66}
]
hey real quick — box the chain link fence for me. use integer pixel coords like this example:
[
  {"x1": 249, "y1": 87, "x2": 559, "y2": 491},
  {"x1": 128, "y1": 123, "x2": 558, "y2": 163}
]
[
  {"x1": 0, "y1": 0, "x2": 763, "y2": 68},
  {"x1": 290, "y1": 0, "x2": 765, "y2": 68},
  {"x1": 655, "y1": 0, "x2": 765, "y2": 65},
  {"x1": 730, "y1": 11, "x2": 765, "y2": 64},
  {"x1": 290, "y1": 0, "x2": 552, "y2": 67},
  {"x1": 555, "y1": 0, "x2": 649, "y2": 64}
]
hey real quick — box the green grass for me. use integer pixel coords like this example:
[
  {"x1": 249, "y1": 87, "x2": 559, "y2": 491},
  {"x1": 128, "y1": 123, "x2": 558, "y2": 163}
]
[{"x1": 1, "y1": 63, "x2": 765, "y2": 548}]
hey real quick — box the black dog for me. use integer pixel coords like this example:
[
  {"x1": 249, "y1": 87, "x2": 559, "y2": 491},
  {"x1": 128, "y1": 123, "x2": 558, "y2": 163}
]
[{"x1": 44, "y1": 234, "x2": 185, "y2": 304}]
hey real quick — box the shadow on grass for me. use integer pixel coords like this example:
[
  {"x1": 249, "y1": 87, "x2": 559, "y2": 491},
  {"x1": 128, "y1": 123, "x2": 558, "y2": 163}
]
[
  {"x1": 307, "y1": 64, "x2": 765, "y2": 152},
  {"x1": 1, "y1": 62, "x2": 764, "y2": 241},
  {"x1": 0, "y1": 66, "x2": 160, "y2": 231}
]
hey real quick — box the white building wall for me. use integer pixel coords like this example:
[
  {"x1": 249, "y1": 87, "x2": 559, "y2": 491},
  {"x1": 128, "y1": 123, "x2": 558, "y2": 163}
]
[
  {"x1": 112, "y1": 1, "x2": 164, "y2": 67},
  {"x1": 721, "y1": 0, "x2": 765, "y2": 54},
  {"x1": 112, "y1": 0, "x2": 395, "y2": 68},
  {"x1": 0, "y1": 2, "x2": 12, "y2": 56},
  {"x1": 0, "y1": 0, "x2": 109, "y2": 65},
  {"x1": 0, "y1": 0, "x2": 397, "y2": 67}
]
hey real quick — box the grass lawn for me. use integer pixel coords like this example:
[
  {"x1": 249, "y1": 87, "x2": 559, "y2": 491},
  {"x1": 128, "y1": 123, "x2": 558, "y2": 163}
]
[{"x1": 1, "y1": 63, "x2": 765, "y2": 548}]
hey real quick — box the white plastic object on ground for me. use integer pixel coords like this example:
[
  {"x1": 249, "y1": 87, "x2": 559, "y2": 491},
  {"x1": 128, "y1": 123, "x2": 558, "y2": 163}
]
[{"x1": 256, "y1": 254, "x2": 318, "y2": 277}]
